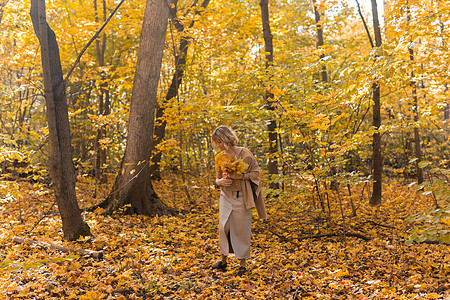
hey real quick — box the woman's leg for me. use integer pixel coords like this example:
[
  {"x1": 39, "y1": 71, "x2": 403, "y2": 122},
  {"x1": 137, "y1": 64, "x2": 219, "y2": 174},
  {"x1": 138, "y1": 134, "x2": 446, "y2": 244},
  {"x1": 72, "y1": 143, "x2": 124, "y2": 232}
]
[
  {"x1": 228, "y1": 208, "x2": 252, "y2": 259},
  {"x1": 239, "y1": 258, "x2": 246, "y2": 267},
  {"x1": 213, "y1": 202, "x2": 231, "y2": 269},
  {"x1": 222, "y1": 254, "x2": 227, "y2": 263},
  {"x1": 222, "y1": 219, "x2": 230, "y2": 264}
]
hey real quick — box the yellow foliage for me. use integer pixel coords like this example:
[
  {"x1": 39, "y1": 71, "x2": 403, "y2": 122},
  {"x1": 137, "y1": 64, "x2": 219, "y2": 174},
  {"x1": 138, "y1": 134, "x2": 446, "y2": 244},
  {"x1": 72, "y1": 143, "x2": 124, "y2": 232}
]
[
  {"x1": 0, "y1": 177, "x2": 448, "y2": 299},
  {"x1": 215, "y1": 152, "x2": 248, "y2": 175}
]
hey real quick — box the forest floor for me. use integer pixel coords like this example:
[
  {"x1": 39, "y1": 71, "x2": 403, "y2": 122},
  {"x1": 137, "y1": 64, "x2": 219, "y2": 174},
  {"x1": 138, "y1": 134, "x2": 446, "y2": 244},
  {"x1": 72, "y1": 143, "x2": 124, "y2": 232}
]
[{"x1": 0, "y1": 174, "x2": 449, "y2": 299}]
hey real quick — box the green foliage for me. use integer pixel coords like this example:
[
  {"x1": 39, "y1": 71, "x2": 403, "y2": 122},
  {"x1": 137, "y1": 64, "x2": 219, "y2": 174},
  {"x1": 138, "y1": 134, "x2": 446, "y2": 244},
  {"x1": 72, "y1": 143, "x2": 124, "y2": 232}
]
[
  {"x1": 406, "y1": 204, "x2": 450, "y2": 244},
  {"x1": 406, "y1": 163, "x2": 450, "y2": 244}
]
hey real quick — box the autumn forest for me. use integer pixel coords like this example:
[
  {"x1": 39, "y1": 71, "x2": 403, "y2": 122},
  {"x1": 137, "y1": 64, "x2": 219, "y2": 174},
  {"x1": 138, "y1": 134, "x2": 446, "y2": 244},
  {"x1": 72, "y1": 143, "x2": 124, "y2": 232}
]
[{"x1": 0, "y1": 0, "x2": 449, "y2": 299}]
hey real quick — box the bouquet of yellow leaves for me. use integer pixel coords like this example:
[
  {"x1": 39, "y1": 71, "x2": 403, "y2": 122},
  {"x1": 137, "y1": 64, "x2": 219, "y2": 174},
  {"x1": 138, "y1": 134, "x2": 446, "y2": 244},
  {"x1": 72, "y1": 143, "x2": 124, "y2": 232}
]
[{"x1": 215, "y1": 152, "x2": 248, "y2": 175}]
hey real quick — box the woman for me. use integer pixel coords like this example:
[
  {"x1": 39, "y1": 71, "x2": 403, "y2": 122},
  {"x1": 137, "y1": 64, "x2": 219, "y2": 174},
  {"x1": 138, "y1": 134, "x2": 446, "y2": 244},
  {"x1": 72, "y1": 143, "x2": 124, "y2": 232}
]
[{"x1": 211, "y1": 125, "x2": 267, "y2": 276}]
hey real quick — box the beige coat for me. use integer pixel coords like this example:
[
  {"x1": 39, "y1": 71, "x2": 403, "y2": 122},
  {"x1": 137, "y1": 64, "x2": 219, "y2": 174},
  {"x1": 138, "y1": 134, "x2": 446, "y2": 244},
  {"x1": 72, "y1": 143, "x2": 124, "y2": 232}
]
[
  {"x1": 238, "y1": 147, "x2": 267, "y2": 219},
  {"x1": 215, "y1": 147, "x2": 267, "y2": 219},
  {"x1": 216, "y1": 147, "x2": 267, "y2": 259}
]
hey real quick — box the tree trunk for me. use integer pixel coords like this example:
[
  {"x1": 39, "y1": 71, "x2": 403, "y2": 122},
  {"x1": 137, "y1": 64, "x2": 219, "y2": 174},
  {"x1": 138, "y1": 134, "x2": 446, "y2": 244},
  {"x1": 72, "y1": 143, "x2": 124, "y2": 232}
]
[
  {"x1": 150, "y1": 0, "x2": 210, "y2": 180},
  {"x1": 412, "y1": 91, "x2": 423, "y2": 184},
  {"x1": 30, "y1": 0, "x2": 91, "y2": 240},
  {"x1": 407, "y1": 4, "x2": 424, "y2": 184},
  {"x1": 0, "y1": 1, "x2": 7, "y2": 24},
  {"x1": 445, "y1": 84, "x2": 449, "y2": 121},
  {"x1": 439, "y1": 13, "x2": 449, "y2": 161},
  {"x1": 312, "y1": 0, "x2": 327, "y2": 83},
  {"x1": 94, "y1": 0, "x2": 109, "y2": 184},
  {"x1": 102, "y1": 0, "x2": 175, "y2": 216},
  {"x1": 260, "y1": 0, "x2": 279, "y2": 190},
  {"x1": 313, "y1": 0, "x2": 337, "y2": 201},
  {"x1": 369, "y1": 0, "x2": 383, "y2": 206}
]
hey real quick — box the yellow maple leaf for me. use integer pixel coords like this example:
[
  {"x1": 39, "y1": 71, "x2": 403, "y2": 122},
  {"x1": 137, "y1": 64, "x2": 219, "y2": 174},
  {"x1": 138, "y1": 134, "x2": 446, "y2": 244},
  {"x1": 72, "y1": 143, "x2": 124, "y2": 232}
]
[{"x1": 215, "y1": 152, "x2": 248, "y2": 175}]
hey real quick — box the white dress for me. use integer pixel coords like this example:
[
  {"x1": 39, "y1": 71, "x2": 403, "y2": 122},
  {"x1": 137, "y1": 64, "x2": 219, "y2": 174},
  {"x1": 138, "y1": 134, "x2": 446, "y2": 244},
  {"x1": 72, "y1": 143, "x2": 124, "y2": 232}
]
[{"x1": 219, "y1": 184, "x2": 252, "y2": 259}]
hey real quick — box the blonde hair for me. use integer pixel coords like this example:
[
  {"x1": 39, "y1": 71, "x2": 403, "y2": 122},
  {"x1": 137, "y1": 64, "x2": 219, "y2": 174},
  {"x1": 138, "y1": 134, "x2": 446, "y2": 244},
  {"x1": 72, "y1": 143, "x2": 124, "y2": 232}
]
[{"x1": 211, "y1": 125, "x2": 239, "y2": 150}]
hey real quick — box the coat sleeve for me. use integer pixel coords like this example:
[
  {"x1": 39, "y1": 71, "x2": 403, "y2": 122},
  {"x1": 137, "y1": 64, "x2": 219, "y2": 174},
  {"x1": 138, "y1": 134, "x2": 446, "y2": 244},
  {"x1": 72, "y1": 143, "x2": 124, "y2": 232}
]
[
  {"x1": 242, "y1": 148, "x2": 267, "y2": 219},
  {"x1": 242, "y1": 149, "x2": 260, "y2": 185}
]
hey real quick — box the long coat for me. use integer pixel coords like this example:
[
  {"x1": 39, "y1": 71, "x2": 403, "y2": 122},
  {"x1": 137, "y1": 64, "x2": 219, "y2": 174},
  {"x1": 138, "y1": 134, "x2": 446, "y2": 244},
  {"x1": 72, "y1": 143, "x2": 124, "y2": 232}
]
[{"x1": 215, "y1": 147, "x2": 267, "y2": 259}]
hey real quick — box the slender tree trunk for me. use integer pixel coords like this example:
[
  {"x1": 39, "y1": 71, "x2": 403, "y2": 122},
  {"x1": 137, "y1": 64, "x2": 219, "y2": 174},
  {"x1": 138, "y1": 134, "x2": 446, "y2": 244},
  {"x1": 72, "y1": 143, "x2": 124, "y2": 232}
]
[
  {"x1": 94, "y1": 0, "x2": 109, "y2": 184},
  {"x1": 407, "y1": 4, "x2": 423, "y2": 184},
  {"x1": 438, "y1": 12, "x2": 449, "y2": 162},
  {"x1": 402, "y1": 132, "x2": 410, "y2": 180},
  {"x1": 150, "y1": 0, "x2": 210, "y2": 179},
  {"x1": 312, "y1": 0, "x2": 327, "y2": 83},
  {"x1": 0, "y1": 1, "x2": 7, "y2": 24},
  {"x1": 30, "y1": 0, "x2": 91, "y2": 240},
  {"x1": 412, "y1": 88, "x2": 423, "y2": 184},
  {"x1": 102, "y1": 0, "x2": 175, "y2": 216},
  {"x1": 445, "y1": 85, "x2": 449, "y2": 121},
  {"x1": 260, "y1": 0, "x2": 279, "y2": 190},
  {"x1": 369, "y1": 0, "x2": 383, "y2": 206},
  {"x1": 313, "y1": 0, "x2": 337, "y2": 203}
]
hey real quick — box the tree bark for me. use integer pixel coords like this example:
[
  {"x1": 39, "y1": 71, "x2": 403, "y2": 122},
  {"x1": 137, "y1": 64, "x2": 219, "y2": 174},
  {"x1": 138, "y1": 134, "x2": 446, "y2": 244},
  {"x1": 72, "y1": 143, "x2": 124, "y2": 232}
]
[
  {"x1": 438, "y1": 12, "x2": 449, "y2": 160},
  {"x1": 412, "y1": 87, "x2": 423, "y2": 184},
  {"x1": 369, "y1": 0, "x2": 383, "y2": 206},
  {"x1": 102, "y1": 0, "x2": 175, "y2": 216},
  {"x1": 150, "y1": 0, "x2": 210, "y2": 180},
  {"x1": 30, "y1": 0, "x2": 91, "y2": 240},
  {"x1": 94, "y1": 0, "x2": 109, "y2": 184},
  {"x1": 260, "y1": 0, "x2": 279, "y2": 190},
  {"x1": 407, "y1": 4, "x2": 423, "y2": 184},
  {"x1": 445, "y1": 84, "x2": 449, "y2": 121},
  {"x1": 313, "y1": 0, "x2": 337, "y2": 201},
  {"x1": 0, "y1": 1, "x2": 7, "y2": 25},
  {"x1": 312, "y1": 0, "x2": 327, "y2": 83}
]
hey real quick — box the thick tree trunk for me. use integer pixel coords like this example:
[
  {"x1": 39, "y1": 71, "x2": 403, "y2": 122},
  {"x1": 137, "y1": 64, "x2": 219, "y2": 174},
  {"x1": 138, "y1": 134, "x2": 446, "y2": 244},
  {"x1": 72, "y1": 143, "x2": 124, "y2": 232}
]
[
  {"x1": 150, "y1": 0, "x2": 210, "y2": 180},
  {"x1": 370, "y1": 83, "x2": 382, "y2": 205},
  {"x1": 30, "y1": 0, "x2": 91, "y2": 240},
  {"x1": 369, "y1": 0, "x2": 383, "y2": 206},
  {"x1": 260, "y1": 0, "x2": 279, "y2": 190},
  {"x1": 102, "y1": 0, "x2": 174, "y2": 216}
]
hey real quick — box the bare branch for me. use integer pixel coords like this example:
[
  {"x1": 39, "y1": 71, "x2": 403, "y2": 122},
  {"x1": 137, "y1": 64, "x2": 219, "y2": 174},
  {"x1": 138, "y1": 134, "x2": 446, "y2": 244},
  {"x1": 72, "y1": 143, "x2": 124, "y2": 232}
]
[
  {"x1": 63, "y1": 0, "x2": 125, "y2": 83},
  {"x1": 355, "y1": 0, "x2": 374, "y2": 48}
]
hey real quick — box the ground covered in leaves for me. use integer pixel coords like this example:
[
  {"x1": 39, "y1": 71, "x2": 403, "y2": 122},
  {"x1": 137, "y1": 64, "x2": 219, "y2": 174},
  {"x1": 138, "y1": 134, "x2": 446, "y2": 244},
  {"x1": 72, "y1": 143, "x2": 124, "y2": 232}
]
[{"x1": 0, "y1": 175, "x2": 449, "y2": 299}]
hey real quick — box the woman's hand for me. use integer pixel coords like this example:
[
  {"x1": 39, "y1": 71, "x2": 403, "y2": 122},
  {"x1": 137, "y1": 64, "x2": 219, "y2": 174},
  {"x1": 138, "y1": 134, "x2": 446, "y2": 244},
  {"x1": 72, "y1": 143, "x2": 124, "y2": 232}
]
[
  {"x1": 226, "y1": 173, "x2": 244, "y2": 180},
  {"x1": 216, "y1": 177, "x2": 233, "y2": 186}
]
